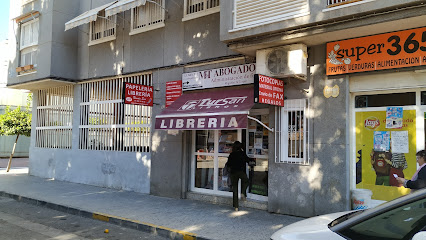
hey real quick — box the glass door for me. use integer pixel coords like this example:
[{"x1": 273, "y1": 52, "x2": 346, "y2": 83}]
[
  {"x1": 246, "y1": 109, "x2": 269, "y2": 201},
  {"x1": 191, "y1": 129, "x2": 241, "y2": 196}
]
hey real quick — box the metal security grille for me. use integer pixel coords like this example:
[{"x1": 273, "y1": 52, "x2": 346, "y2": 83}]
[
  {"x1": 183, "y1": 0, "x2": 220, "y2": 21},
  {"x1": 233, "y1": 0, "x2": 309, "y2": 30},
  {"x1": 131, "y1": 0, "x2": 165, "y2": 32},
  {"x1": 276, "y1": 99, "x2": 310, "y2": 164},
  {"x1": 327, "y1": 0, "x2": 361, "y2": 7},
  {"x1": 90, "y1": 13, "x2": 116, "y2": 43},
  {"x1": 36, "y1": 85, "x2": 74, "y2": 149},
  {"x1": 79, "y1": 73, "x2": 152, "y2": 152}
]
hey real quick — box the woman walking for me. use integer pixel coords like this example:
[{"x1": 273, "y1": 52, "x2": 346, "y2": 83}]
[
  {"x1": 226, "y1": 141, "x2": 249, "y2": 211},
  {"x1": 396, "y1": 150, "x2": 426, "y2": 191}
]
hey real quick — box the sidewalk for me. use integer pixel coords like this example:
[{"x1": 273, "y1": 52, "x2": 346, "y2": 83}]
[{"x1": 0, "y1": 168, "x2": 303, "y2": 240}]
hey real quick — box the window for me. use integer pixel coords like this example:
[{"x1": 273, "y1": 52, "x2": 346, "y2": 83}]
[
  {"x1": 276, "y1": 99, "x2": 310, "y2": 164},
  {"x1": 36, "y1": 86, "x2": 74, "y2": 149},
  {"x1": 130, "y1": 0, "x2": 165, "y2": 35},
  {"x1": 89, "y1": 11, "x2": 116, "y2": 46},
  {"x1": 355, "y1": 92, "x2": 415, "y2": 108},
  {"x1": 79, "y1": 73, "x2": 152, "y2": 152},
  {"x1": 183, "y1": 0, "x2": 220, "y2": 22},
  {"x1": 18, "y1": 18, "x2": 38, "y2": 73}
]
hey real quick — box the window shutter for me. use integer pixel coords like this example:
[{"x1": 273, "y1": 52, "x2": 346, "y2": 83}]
[{"x1": 234, "y1": 0, "x2": 310, "y2": 30}]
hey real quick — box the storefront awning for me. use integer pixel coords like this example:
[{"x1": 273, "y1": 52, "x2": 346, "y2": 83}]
[
  {"x1": 64, "y1": 1, "x2": 117, "y2": 31},
  {"x1": 155, "y1": 87, "x2": 254, "y2": 130},
  {"x1": 105, "y1": 0, "x2": 147, "y2": 17}
]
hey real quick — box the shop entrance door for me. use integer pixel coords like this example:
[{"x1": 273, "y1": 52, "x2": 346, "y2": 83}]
[
  {"x1": 246, "y1": 109, "x2": 269, "y2": 201},
  {"x1": 190, "y1": 110, "x2": 269, "y2": 201},
  {"x1": 191, "y1": 129, "x2": 242, "y2": 196}
]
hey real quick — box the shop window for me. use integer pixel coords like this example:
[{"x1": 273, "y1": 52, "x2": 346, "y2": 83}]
[
  {"x1": 79, "y1": 73, "x2": 152, "y2": 152},
  {"x1": 182, "y1": 0, "x2": 220, "y2": 22},
  {"x1": 89, "y1": 12, "x2": 116, "y2": 46},
  {"x1": 17, "y1": 18, "x2": 38, "y2": 74},
  {"x1": 421, "y1": 91, "x2": 426, "y2": 105},
  {"x1": 36, "y1": 86, "x2": 73, "y2": 149},
  {"x1": 355, "y1": 92, "x2": 415, "y2": 108},
  {"x1": 130, "y1": 0, "x2": 165, "y2": 35},
  {"x1": 277, "y1": 99, "x2": 310, "y2": 164}
]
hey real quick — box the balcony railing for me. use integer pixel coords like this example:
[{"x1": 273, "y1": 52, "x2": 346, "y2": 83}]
[
  {"x1": 327, "y1": 0, "x2": 363, "y2": 7},
  {"x1": 183, "y1": 0, "x2": 220, "y2": 21}
]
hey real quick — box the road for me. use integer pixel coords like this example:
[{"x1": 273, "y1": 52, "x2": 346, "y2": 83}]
[
  {"x1": 0, "y1": 196, "x2": 168, "y2": 240},
  {"x1": 0, "y1": 157, "x2": 29, "y2": 168}
]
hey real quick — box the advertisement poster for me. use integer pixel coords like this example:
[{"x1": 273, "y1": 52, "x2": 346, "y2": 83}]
[
  {"x1": 386, "y1": 107, "x2": 403, "y2": 129},
  {"x1": 166, "y1": 80, "x2": 182, "y2": 108},
  {"x1": 373, "y1": 131, "x2": 390, "y2": 151},
  {"x1": 356, "y1": 110, "x2": 416, "y2": 201},
  {"x1": 253, "y1": 74, "x2": 284, "y2": 107}
]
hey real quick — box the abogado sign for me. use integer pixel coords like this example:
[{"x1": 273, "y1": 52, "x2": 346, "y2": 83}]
[
  {"x1": 327, "y1": 27, "x2": 426, "y2": 75},
  {"x1": 182, "y1": 63, "x2": 256, "y2": 91},
  {"x1": 123, "y1": 82, "x2": 153, "y2": 106},
  {"x1": 254, "y1": 74, "x2": 284, "y2": 107}
]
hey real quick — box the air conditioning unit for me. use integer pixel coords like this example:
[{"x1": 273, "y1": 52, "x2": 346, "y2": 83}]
[{"x1": 256, "y1": 44, "x2": 307, "y2": 80}]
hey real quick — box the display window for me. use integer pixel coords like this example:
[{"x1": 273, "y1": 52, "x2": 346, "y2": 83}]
[{"x1": 353, "y1": 90, "x2": 426, "y2": 201}]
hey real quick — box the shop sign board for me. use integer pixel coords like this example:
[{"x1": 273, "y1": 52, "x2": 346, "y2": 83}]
[
  {"x1": 123, "y1": 82, "x2": 153, "y2": 106},
  {"x1": 254, "y1": 74, "x2": 284, "y2": 107},
  {"x1": 182, "y1": 63, "x2": 256, "y2": 91},
  {"x1": 166, "y1": 80, "x2": 182, "y2": 108},
  {"x1": 155, "y1": 87, "x2": 254, "y2": 130},
  {"x1": 327, "y1": 27, "x2": 426, "y2": 75}
]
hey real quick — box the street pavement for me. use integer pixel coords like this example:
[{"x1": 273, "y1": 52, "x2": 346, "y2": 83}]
[{"x1": 0, "y1": 163, "x2": 303, "y2": 240}]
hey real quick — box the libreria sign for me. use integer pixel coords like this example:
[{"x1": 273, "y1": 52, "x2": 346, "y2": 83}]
[{"x1": 326, "y1": 27, "x2": 426, "y2": 75}]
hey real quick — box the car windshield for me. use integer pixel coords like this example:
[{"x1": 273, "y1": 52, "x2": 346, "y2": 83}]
[
  {"x1": 338, "y1": 197, "x2": 426, "y2": 240},
  {"x1": 329, "y1": 210, "x2": 365, "y2": 227}
]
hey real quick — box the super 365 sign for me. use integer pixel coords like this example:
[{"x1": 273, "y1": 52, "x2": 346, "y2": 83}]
[{"x1": 327, "y1": 27, "x2": 426, "y2": 75}]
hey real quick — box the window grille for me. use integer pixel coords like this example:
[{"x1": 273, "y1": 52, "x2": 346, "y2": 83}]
[
  {"x1": 36, "y1": 86, "x2": 74, "y2": 149},
  {"x1": 276, "y1": 99, "x2": 310, "y2": 164},
  {"x1": 79, "y1": 73, "x2": 152, "y2": 152},
  {"x1": 89, "y1": 12, "x2": 116, "y2": 45},
  {"x1": 183, "y1": 0, "x2": 220, "y2": 21},
  {"x1": 130, "y1": 0, "x2": 165, "y2": 35},
  {"x1": 327, "y1": 0, "x2": 362, "y2": 7}
]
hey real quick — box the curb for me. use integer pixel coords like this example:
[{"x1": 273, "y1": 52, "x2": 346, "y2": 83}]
[{"x1": 0, "y1": 191, "x2": 207, "y2": 240}]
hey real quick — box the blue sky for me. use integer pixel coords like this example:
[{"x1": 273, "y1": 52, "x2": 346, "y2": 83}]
[{"x1": 0, "y1": 0, "x2": 10, "y2": 41}]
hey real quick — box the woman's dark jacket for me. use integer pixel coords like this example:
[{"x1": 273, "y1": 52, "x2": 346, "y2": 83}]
[
  {"x1": 407, "y1": 167, "x2": 426, "y2": 189},
  {"x1": 227, "y1": 150, "x2": 249, "y2": 173}
]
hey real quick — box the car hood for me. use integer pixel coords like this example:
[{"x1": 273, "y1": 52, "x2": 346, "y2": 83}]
[{"x1": 271, "y1": 211, "x2": 353, "y2": 240}]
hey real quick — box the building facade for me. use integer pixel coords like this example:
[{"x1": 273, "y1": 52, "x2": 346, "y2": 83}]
[{"x1": 7, "y1": 0, "x2": 426, "y2": 217}]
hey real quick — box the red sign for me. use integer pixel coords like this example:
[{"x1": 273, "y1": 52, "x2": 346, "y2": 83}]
[
  {"x1": 254, "y1": 74, "x2": 284, "y2": 107},
  {"x1": 123, "y1": 82, "x2": 153, "y2": 106},
  {"x1": 166, "y1": 80, "x2": 182, "y2": 107},
  {"x1": 327, "y1": 27, "x2": 426, "y2": 75}
]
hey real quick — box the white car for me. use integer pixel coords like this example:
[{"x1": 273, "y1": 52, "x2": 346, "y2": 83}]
[{"x1": 271, "y1": 188, "x2": 426, "y2": 240}]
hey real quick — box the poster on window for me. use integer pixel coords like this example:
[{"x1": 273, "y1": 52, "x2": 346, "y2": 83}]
[
  {"x1": 355, "y1": 110, "x2": 416, "y2": 201},
  {"x1": 373, "y1": 131, "x2": 390, "y2": 151},
  {"x1": 391, "y1": 131, "x2": 409, "y2": 153},
  {"x1": 123, "y1": 82, "x2": 153, "y2": 106},
  {"x1": 386, "y1": 107, "x2": 403, "y2": 129}
]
